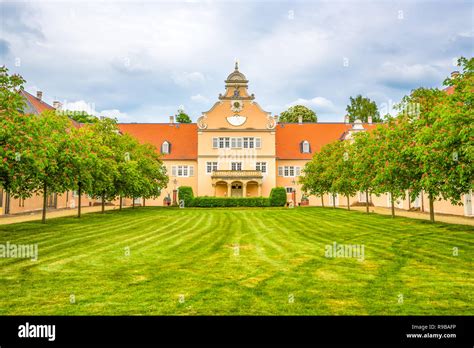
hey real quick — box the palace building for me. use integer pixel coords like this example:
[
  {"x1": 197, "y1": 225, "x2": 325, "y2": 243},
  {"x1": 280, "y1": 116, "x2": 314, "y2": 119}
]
[
  {"x1": 0, "y1": 64, "x2": 472, "y2": 217},
  {"x1": 118, "y1": 62, "x2": 376, "y2": 205}
]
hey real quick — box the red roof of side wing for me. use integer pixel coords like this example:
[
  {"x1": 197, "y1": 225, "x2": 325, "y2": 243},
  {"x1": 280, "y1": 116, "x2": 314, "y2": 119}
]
[{"x1": 118, "y1": 123, "x2": 198, "y2": 160}]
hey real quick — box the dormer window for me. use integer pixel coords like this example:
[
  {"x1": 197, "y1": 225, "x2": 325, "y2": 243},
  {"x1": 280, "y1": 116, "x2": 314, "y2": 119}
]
[
  {"x1": 161, "y1": 141, "x2": 170, "y2": 154},
  {"x1": 301, "y1": 140, "x2": 311, "y2": 154}
]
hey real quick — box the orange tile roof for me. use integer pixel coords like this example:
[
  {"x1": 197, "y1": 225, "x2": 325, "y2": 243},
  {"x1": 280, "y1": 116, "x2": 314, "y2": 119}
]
[
  {"x1": 21, "y1": 90, "x2": 82, "y2": 128},
  {"x1": 21, "y1": 90, "x2": 55, "y2": 114},
  {"x1": 275, "y1": 123, "x2": 376, "y2": 159},
  {"x1": 118, "y1": 123, "x2": 198, "y2": 160},
  {"x1": 444, "y1": 85, "x2": 455, "y2": 95}
]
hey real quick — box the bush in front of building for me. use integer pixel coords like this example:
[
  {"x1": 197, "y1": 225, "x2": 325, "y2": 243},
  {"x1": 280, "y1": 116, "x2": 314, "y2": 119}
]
[
  {"x1": 178, "y1": 186, "x2": 194, "y2": 206},
  {"x1": 189, "y1": 197, "x2": 270, "y2": 207},
  {"x1": 269, "y1": 187, "x2": 287, "y2": 206}
]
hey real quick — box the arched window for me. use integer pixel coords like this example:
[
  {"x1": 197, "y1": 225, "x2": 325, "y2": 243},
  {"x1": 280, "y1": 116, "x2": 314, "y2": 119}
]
[
  {"x1": 301, "y1": 140, "x2": 310, "y2": 153},
  {"x1": 161, "y1": 141, "x2": 170, "y2": 154}
]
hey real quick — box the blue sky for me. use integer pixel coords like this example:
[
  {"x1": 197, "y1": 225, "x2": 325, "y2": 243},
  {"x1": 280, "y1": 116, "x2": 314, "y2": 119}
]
[{"x1": 1, "y1": 0, "x2": 473, "y2": 122}]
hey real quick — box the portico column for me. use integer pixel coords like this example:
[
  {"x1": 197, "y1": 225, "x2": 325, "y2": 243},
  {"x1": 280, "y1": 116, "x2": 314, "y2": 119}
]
[
  {"x1": 213, "y1": 184, "x2": 216, "y2": 197},
  {"x1": 243, "y1": 182, "x2": 247, "y2": 198},
  {"x1": 258, "y1": 184, "x2": 262, "y2": 197},
  {"x1": 227, "y1": 182, "x2": 231, "y2": 197}
]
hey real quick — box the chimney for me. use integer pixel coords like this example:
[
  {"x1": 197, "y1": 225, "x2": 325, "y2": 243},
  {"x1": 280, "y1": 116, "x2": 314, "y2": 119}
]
[
  {"x1": 53, "y1": 101, "x2": 62, "y2": 110},
  {"x1": 344, "y1": 115, "x2": 349, "y2": 123},
  {"x1": 451, "y1": 71, "x2": 460, "y2": 78},
  {"x1": 368, "y1": 116, "x2": 373, "y2": 124},
  {"x1": 169, "y1": 115, "x2": 174, "y2": 124},
  {"x1": 36, "y1": 91, "x2": 43, "y2": 100},
  {"x1": 298, "y1": 115, "x2": 303, "y2": 124}
]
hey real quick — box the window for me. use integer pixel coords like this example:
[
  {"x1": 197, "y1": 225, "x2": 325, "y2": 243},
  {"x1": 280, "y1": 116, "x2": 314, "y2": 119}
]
[
  {"x1": 231, "y1": 162, "x2": 242, "y2": 171},
  {"x1": 231, "y1": 137, "x2": 243, "y2": 148},
  {"x1": 217, "y1": 137, "x2": 230, "y2": 149},
  {"x1": 256, "y1": 162, "x2": 267, "y2": 173},
  {"x1": 172, "y1": 165, "x2": 194, "y2": 177},
  {"x1": 286, "y1": 187, "x2": 294, "y2": 194},
  {"x1": 301, "y1": 140, "x2": 310, "y2": 153},
  {"x1": 206, "y1": 162, "x2": 218, "y2": 174},
  {"x1": 280, "y1": 166, "x2": 302, "y2": 177},
  {"x1": 161, "y1": 141, "x2": 170, "y2": 154}
]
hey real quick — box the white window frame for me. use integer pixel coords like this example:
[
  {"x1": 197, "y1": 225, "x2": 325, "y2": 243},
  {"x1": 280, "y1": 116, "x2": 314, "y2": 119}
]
[
  {"x1": 286, "y1": 187, "x2": 294, "y2": 194},
  {"x1": 162, "y1": 141, "x2": 170, "y2": 154},
  {"x1": 206, "y1": 161, "x2": 218, "y2": 174},
  {"x1": 255, "y1": 137, "x2": 261, "y2": 149},
  {"x1": 278, "y1": 166, "x2": 283, "y2": 176},
  {"x1": 302, "y1": 140, "x2": 310, "y2": 153},
  {"x1": 256, "y1": 162, "x2": 267, "y2": 173},
  {"x1": 231, "y1": 162, "x2": 242, "y2": 171}
]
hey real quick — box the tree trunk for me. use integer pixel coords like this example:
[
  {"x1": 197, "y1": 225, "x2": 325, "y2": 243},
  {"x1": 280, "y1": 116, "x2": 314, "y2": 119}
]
[
  {"x1": 429, "y1": 193, "x2": 435, "y2": 223},
  {"x1": 119, "y1": 195, "x2": 123, "y2": 211},
  {"x1": 321, "y1": 195, "x2": 324, "y2": 208},
  {"x1": 77, "y1": 183, "x2": 82, "y2": 218},
  {"x1": 390, "y1": 192, "x2": 395, "y2": 218},
  {"x1": 42, "y1": 182, "x2": 47, "y2": 224},
  {"x1": 101, "y1": 192, "x2": 105, "y2": 214},
  {"x1": 421, "y1": 189, "x2": 425, "y2": 212},
  {"x1": 5, "y1": 189, "x2": 10, "y2": 214},
  {"x1": 346, "y1": 195, "x2": 350, "y2": 210},
  {"x1": 143, "y1": 198, "x2": 146, "y2": 207},
  {"x1": 332, "y1": 194, "x2": 336, "y2": 208},
  {"x1": 365, "y1": 190, "x2": 369, "y2": 214},
  {"x1": 132, "y1": 197, "x2": 135, "y2": 208}
]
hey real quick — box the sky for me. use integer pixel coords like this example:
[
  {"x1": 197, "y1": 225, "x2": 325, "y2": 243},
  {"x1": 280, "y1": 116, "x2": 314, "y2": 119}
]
[{"x1": 1, "y1": 0, "x2": 473, "y2": 123}]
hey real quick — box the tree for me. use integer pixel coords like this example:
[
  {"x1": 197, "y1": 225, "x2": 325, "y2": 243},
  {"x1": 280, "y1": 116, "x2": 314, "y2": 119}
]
[
  {"x1": 351, "y1": 131, "x2": 377, "y2": 213},
  {"x1": 28, "y1": 110, "x2": 75, "y2": 223},
  {"x1": 346, "y1": 95, "x2": 381, "y2": 123},
  {"x1": 88, "y1": 118, "x2": 120, "y2": 213},
  {"x1": 62, "y1": 111, "x2": 99, "y2": 124},
  {"x1": 279, "y1": 105, "x2": 317, "y2": 123},
  {"x1": 68, "y1": 125, "x2": 100, "y2": 218},
  {"x1": 327, "y1": 141, "x2": 357, "y2": 210},
  {"x1": 0, "y1": 67, "x2": 33, "y2": 213},
  {"x1": 176, "y1": 111, "x2": 192, "y2": 123},
  {"x1": 398, "y1": 58, "x2": 474, "y2": 222},
  {"x1": 300, "y1": 149, "x2": 332, "y2": 207}
]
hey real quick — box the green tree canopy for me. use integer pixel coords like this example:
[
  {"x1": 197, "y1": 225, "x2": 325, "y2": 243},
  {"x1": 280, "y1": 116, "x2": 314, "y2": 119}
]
[
  {"x1": 176, "y1": 112, "x2": 192, "y2": 123},
  {"x1": 279, "y1": 105, "x2": 317, "y2": 123},
  {"x1": 346, "y1": 95, "x2": 381, "y2": 123}
]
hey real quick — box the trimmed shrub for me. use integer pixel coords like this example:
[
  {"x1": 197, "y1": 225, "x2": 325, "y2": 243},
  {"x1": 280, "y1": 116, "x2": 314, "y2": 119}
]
[
  {"x1": 178, "y1": 186, "x2": 194, "y2": 207},
  {"x1": 269, "y1": 187, "x2": 287, "y2": 206},
  {"x1": 190, "y1": 197, "x2": 270, "y2": 207}
]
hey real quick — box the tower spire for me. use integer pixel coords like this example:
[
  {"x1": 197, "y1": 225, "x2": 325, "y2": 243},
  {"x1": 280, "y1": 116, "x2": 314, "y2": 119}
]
[{"x1": 235, "y1": 58, "x2": 239, "y2": 71}]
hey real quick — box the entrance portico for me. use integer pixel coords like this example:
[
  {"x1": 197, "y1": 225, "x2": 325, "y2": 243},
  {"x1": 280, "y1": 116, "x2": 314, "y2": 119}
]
[{"x1": 211, "y1": 170, "x2": 263, "y2": 197}]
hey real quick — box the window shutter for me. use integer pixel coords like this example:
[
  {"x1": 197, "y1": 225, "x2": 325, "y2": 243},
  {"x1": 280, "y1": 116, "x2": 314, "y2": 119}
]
[
  {"x1": 171, "y1": 166, "x2": 177, "y2": 177},
  {"x1": 189, "y1": 166, "x2": 194, "y2": 177},
  {"x1": 168, "y1": 143, "x2": 171, "y2": 154},
  {"x1": 295, "y1": 167, "x2": 301, "y2": 176},
  {"x1": 255, "y1": 137, "x2": 261, "y2": 148},
  {"x1": 278, "y1": 166, "x2": 283, "y2": 176},
  {"x1": 212, "y1": 138, "x2": 218, "y2": 148},
  {"x1": 299, "y1": 141, "x2": 303, "y2": 153}
]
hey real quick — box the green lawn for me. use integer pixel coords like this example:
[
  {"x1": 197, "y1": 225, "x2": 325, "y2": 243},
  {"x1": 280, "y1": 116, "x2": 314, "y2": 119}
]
[{"x1": 0, "y1": 207, "x2": 472, "y2": 315}]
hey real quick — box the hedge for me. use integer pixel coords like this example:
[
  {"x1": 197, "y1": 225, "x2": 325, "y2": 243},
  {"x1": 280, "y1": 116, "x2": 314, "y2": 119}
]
[
  {"x1": 189, "y1": 196, "x2": 270, "y2": 207},
  {"x1": 269, "y1": 187, "x2": 287, "y2": 206},
  {"x1": 178, "y1": 186, "x2": 194, "y2": 207}
]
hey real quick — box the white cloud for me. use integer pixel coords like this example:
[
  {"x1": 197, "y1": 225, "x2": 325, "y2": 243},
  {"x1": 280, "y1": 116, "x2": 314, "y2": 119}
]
[
  {"x1": 190, "y1": 94, "x2": 209, "y2": 103},
  {"x1": 286, "y1": 96, "x2": 336, "y2": 112},
  {"x1": 62, "y1": 100, "x2": 96, "y2": 115},
  {"x1": 377, "y1": 62, "x2": 442, "y2": 88},
  {"x1": 172, "y1": 72, "x2": 206, "y2": 87},
  {"x1": 97, "y1": 109, "x2": 129, "y2": 122}
]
